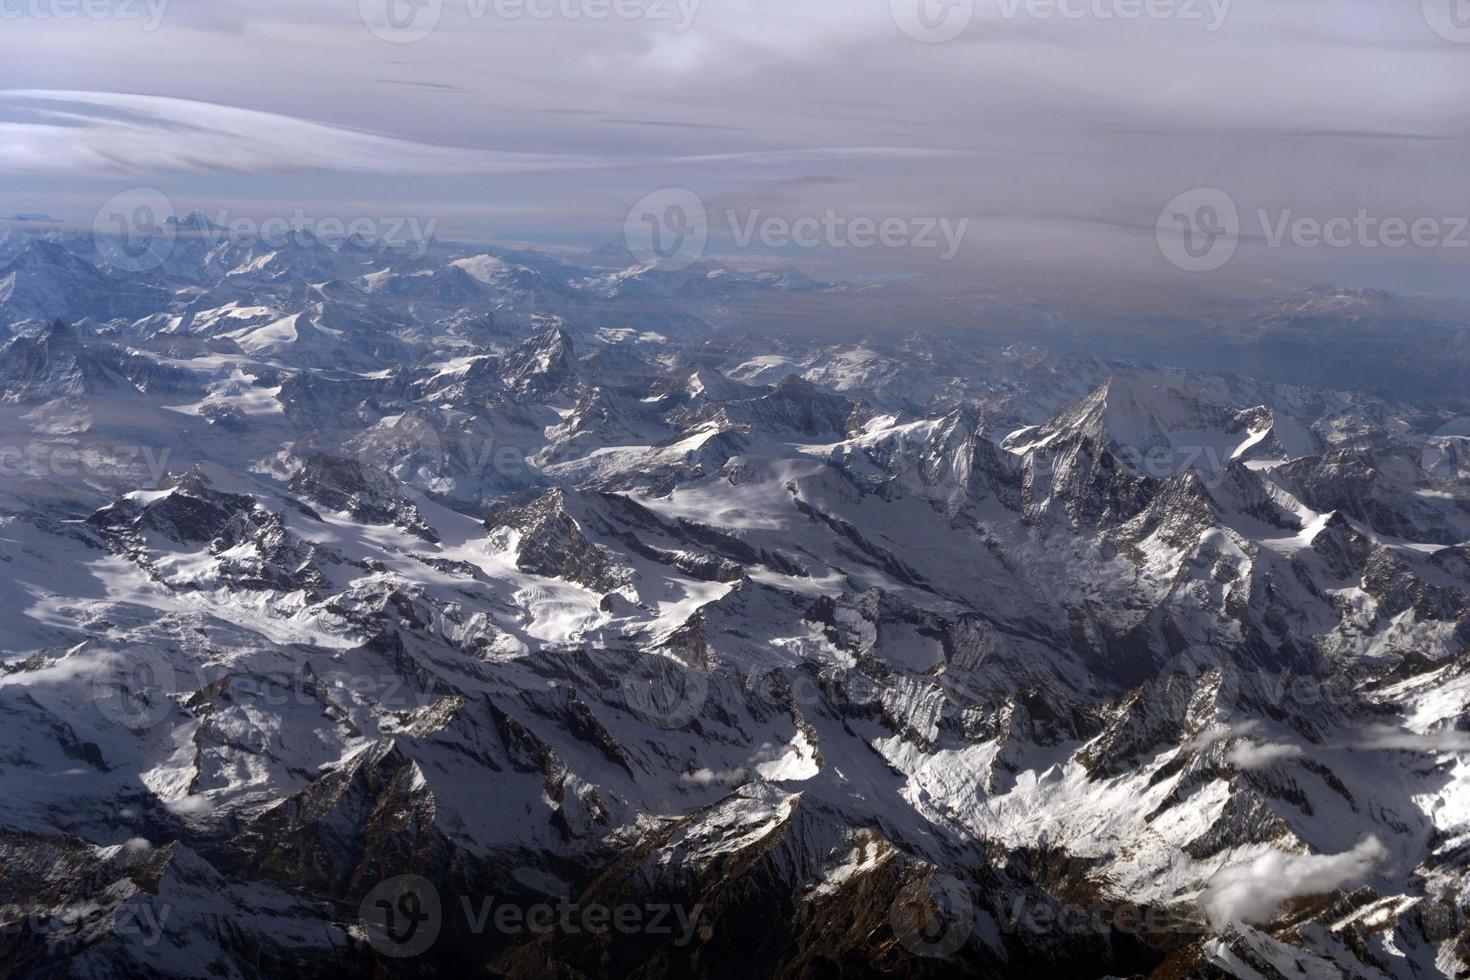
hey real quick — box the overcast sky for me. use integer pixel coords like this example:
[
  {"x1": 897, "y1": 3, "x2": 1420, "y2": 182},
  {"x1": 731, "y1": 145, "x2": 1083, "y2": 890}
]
[{"x1": 2, "y1": 0, "x2": 1467, "y2": 296}]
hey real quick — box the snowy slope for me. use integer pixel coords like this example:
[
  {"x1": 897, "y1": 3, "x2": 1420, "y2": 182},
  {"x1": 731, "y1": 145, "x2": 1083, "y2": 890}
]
[{"x1": 0, "y1": 242, "x2": 1467, "y2": 979}]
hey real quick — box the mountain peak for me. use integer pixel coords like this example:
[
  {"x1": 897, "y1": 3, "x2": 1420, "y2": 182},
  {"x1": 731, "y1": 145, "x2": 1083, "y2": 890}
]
[
  {"x1": 159, "y1": 464, "x2": 215, "y2": 494},
  {"x1": 1061, "y1": 372, "x2": 1229, "y2": 446},
  {"x1": 166, "y1": 210, "x2": 222, "y2": 234},
  {"x1": 1301, "y1": 282, "x2": 1400, "y2": 305},
  {"x1": 9, "y1": 238, "x2": 90, "y2": 271},
  {"x1": 502, "y1": 326, "x2": 578, "y2": 396},
  {"x1": 44, "y1": 317, "x2": 78, "y2": 342},
  {"x1": 685, "y1": 365, "x2": 757, "y2": 404},
  {"x1": 0, "y1": 316, "x2": 134, "y2": 401}
]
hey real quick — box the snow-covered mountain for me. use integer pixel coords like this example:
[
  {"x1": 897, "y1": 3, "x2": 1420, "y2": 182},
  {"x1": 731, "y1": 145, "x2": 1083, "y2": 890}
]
[
  {"x1": 1, "y1": 235, "x2": 1469, "y2": 979},
  {"x1": 0, "y1": 241, "x2": 167, "y2": 329}
]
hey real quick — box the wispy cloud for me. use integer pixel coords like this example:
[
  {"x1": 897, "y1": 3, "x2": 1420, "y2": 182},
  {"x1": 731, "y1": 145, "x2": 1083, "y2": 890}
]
[
  {"x1": 0, "y1": 90, "x2": 595, "y2": 177},
  {"x1": 1226, "y1": 740, "x2": 1306, "y2": 769},
  {"x1": 0, "y1": 90, "x2": 961, "y2": 183},
  {"x1": 1201, "y1": 837, "x2": 1388, "y2": 929},
  {"x1": 1348, "y1": 725, "x2": 1470, "y2": 753}
]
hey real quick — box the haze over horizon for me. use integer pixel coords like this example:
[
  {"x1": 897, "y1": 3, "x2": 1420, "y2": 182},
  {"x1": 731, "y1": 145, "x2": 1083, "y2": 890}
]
[{"x1": 3, "y1": 0, "x2": 1469, "y2": 299}]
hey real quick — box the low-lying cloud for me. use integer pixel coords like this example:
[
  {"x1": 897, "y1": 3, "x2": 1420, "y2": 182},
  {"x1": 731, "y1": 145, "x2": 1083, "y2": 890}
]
[
  {"x1": 1200, "y1": 837, "x2": 1388, "y2": 929},
  {"x1": 1225, "y1": 740, "x2": 1306, "y2": 770}
]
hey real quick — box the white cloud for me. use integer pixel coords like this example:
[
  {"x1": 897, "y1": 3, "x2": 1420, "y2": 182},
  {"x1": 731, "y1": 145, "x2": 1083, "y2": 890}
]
[
  {"x1": 1184, "y1": 720, "x2": 1260, "y2": 752},
  {"x1": 0, "y1": 90, "x2": 596, "y2": 177},
  {"x1": 680, "y1": 766, "x2": 747, "y2": 786},
  {"x1": 1349, "y1": 725, "x2": 1470, "y2": 753},
  {"x1": 1226, "y1": 740, "x2": 1305, "y2": 769},
  {"x1": 163, "y1": 794, "x2": 214, "y2": 816},
  {"x1": 0, "y1": 90, "x2": 956, "y2": 185},
  {"x1": 1200, "y1": 837, "x2": 1388, "y2": 929}
]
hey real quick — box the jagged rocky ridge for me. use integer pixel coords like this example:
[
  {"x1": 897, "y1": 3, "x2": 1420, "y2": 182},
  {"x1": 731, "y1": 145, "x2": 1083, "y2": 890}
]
[{"x1": 0, "y1": 242, "x2": 1467, "y2": 978}]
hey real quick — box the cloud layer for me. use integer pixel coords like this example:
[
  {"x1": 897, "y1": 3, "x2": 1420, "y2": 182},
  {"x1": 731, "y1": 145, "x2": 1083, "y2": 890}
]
[
  {"x1": 4, "y1": 0, "x2": 1468, "y2": 294},
  {"x1": 0, "y1": 90, "x2": 593, "y2": 176}
]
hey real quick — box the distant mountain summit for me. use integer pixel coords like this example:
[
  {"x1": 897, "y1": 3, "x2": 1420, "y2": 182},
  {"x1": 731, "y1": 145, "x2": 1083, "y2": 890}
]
[
  {"x1": 0, "y1": 319, "x2": 131, "y2": 401},
  {"x1": 0, "y1": 241, "x2": 165, "y2": 326}
]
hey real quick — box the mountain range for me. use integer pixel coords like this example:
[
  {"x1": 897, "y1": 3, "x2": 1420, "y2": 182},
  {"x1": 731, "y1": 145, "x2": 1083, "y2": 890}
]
[{"x1": 0, "y1": 228, "x2": 1467, "y2": 978}]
